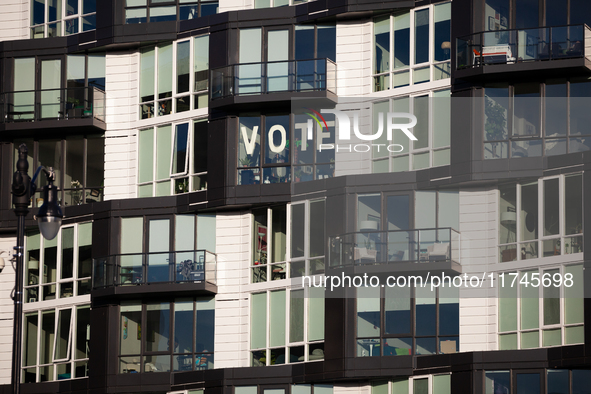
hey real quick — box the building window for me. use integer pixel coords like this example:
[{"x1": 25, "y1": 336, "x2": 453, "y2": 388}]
[
  {"x1": 119, "y1": 298, "x2": 215, "y2": 373},
  {"x1": 24, "y1": 223, "x2": 93, "y2": 304},
  {"x1": 14, "y1": 137, "x2": 104, "y2": 207},
  {"x1": 372, "y1": 90, "x2": 450, "y2": 173},
  {"x1": 498, "y1": 173, "x2": 582, "y2": 262},
  {"x1": 109, "y1": 214, "x2": 215, "y2": 285},
  {"x1": 125, "y1": 0, "x2": 218, "y2": 24},
  {"x1": 498, "y1": 264, "x2": 584, "y2": 350},
  {"x1": 22, "y1": 223, "x2": 91, "y2": 383},
  {"x1": 356, "y1": 285, "x2": 459, "y2": 356},
  {"x1": 8, "y1": 54, "x2": 105, "y2": 122},
  {"x1": 238, "y1": 114, "x2": 335, "y2": 185},
  {"x1": 373, "y1": 3, "x2": 451, "y2": 92},
  {"x1": 250, "y1": 287, "x2": 325, "y2": 366},
  {"x1": 139, "y1": 36, "x2": 209, "y2": 119},
  {"x1": 138, "y1": 119, "x2": 208, "y2": 196},
  {"x1": 485, "y1": 369, "x2": 591, "y2": 394},
  {"x1": 252, "y1": 206, "x2": 287, "y2": 282},
  {"x1": 253, "y1": 0, "x2": 311, "y2": 8},
  {"x1": 30, "y1": 0, "x2": 96, "y2": 38},
  {"x1": 23, "y1": 304, "x2": 91, "y2": 382},
  {"x1": 290, "y1": 199, "x2": 325, "y2": 277},
  {"x1": 236, "y1": 385, "x2": 333, "y2": 394},
  {"x1": 484, "y1": 79, "x2": 591, "y2": 159},
  {"x1": 372, "y1": 374, "x2": 451, "y2": 394}
]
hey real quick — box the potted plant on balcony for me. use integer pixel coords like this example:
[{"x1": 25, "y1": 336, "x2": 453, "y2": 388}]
[
  {"x1": 239, "y1": 156, "x2": 255, "y2": 185},
  {"x1": 485, "y1": 98, "x2": 507, "y2": 158}
]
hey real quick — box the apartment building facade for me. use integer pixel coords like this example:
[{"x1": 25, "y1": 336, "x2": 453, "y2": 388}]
[{"x1": 0, "y1": 0, "x2": 589, "y2": 393}]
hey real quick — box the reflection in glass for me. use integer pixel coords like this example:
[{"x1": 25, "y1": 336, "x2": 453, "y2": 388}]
[{"x1": 513, "y1": 84, "x2": 540, "y2": 137}]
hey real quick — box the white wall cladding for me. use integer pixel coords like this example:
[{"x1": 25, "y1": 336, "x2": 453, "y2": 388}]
[
  {"x1": 458, "y1": 188, "x2": 498, "y2": 352},
  {"x1": 0, "y1": 237, "x2": 16, "y2": 384},
  {"x1": 0, "y1": 0, "x2": 28, "y2": 42},
  {"x1": 332, "y1": 21, "x2": 374, "y2": 176},
  {"x1": 219, "y1": 0, "x2": 254, "y2": 13},
  {"x1": 214, "y1": 211, "x2": 251, "y2": 368},
  {"x1": 103, "y1": 50, "x2": 139, "y2": 201},
  {"x1": 334, "y1": 383, "x2": 370, "y2": 394},
  {"x1": 336, "y1": 20, "x2": 372, "y2": 97}
]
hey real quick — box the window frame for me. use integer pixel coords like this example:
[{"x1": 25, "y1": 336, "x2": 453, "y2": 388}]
[
  {"x1": 139, "y1": 35, "x2": 210, "y2": 119},
  {"x1": 497, "y1": 264, "x2": 585, "y2": 350},
  {"x1": 371, "y1": 89, "x2": 451, "y2": 173},
  {"x1": 138, "y1": 118, "x2": 208, "y2": 197},
  {"x1": 372, "y1": 2, "x2": 452, "y2": 92},
  {"x1": 30, "y1": 0, "x2": 97, "y2": 38},
  {"x1": 249, "y1": 286, "x2": 325, "y2": 366},
  {"x1": 355, "y1": 285, "x2": 459, "y2": 357},
  {"x1": 497, "y1": 173, "x2": 583, "y2": 262}
]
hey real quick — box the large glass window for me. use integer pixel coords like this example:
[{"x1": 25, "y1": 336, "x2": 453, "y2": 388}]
[
  {"x1": 22, "y1": 224, "x2": 91, "y2": 383},
  {"x1": 30, "y1": 0, "x2": 97, "y2": 38},
  {"x1": 22, "y1": 305, "x2": 90, "y2": 382},
  {"x1": 498, "y1": 265, "x2": 584, "y2": 349},
  {"x1": 290, "y1": 199, "x2": 326, "y2": 277},
  {"x1": 139, "y1": 36, "x2": 210, "y2": 119},
  {"x1": 119, "y1": 298, "x2": 215, "y2": 373},
  {"x1": 250, "y1": 287, "x2": 324, "y2": 366},
  {"x1": 373, "y1": 3, "x2": 451, "y2": 92},
  {"x1": 252, "y1": 206, "x2": 287, "y2": 282},
  {"x1": 356, "y1": 285, "x2": 459, "y2": 356},
  {"x1": 485, "y1": 79, "x2": 591, "y2": 159},
  {"x1": 114, "y1": 214, "x2": 216, "y2": 286},
  {"x1": 25, "y1": 223, "x2": 92, "y2": 304},
  {"x1": 138, "y1": 119, "x2": 208, "y2": 196},
  {"x1": 498, "y1": 173, "x2": 583, "y2": 262},
  {"x1": 125, "y1": 0, "x2": 218, "y2": 23},
  {"x1": 13, "y1": 137, "x2": 104, "y2": 207},
  {"x1": 372, "y1": 90, "x2": 451, "y2": 173}
]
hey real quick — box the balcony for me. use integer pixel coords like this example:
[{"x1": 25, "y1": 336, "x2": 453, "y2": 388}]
[
  {"x1": 0, "y1": 86, "x2": 106, "y2": 134},
  {"x1": 456, "y1": 24, "x2": 591, "y2": 80},
  {"x1": 328, "y1": 228, "x2": 461, "y2": 275},
  {"x1": 210, "y1": 58, "x2": 337, "y2": 110},
  {"x1": 92, "y1": 250, "x2": 217, "y2": 296}
]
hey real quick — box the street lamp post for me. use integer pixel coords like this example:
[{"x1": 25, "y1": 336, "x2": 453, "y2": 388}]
[{"x1": 10, "y1": 144, "x2": 63, "y2": 394}]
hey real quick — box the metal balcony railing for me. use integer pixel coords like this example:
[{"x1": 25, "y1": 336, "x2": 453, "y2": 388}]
[
  {"x1": 328, "y1": 228, "x2": 460, "y2": 268},
  {"x1": 210, "y1": 58, "x2": 337, "y2": 99},
  {"x1": 92, "y1": 250, "x2": 216, "y2": 288},
  {"x1": 0, "y1": 86, "x2": 105, "y2": 123},
  {"x1": 457, "y1": 24, "x2": 591, "y2": 69}
]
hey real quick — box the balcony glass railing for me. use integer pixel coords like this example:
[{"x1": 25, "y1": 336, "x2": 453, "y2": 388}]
[
  {"x1": 457, "y1": 24, "x2": 591, "y2": 69},
  {"x1": 328, "y1": 228, "x2": 460, "y2": 268},
  {"x1": 92, "y1": 250, "x2": 216, "y2": 288},
  {"x1": 210, "y1": 58, "x2": 337, "y2": 99},
  {"x1": 0, "y1": 86, "x2": 105, "y2": 123}
]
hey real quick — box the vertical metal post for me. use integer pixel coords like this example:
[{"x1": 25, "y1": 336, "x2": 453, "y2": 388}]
[{"x1": 11, "y1": 144, "x2": 31, "y2": 394}]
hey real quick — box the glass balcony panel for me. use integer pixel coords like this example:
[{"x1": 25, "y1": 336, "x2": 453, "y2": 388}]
[
  {"x1": 237, "y1": 64, "x2": 262, "y2": 95},
  {"x1": 267, "y1": 61, "x2": 290, "y2": 92},
  {"x1": 457, "y1": 25, "x2": 590, "y2": 69}
]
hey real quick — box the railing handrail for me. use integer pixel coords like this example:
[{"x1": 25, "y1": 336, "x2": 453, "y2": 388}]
[
  {"x1": 99, "y1": 249, "x2": 217, "y2": 259},
  {"x1": 329, "y1": 227, "x2": 459, "y2": 238},
  {"x1": 210, "y1": 57, "x2": 332, "y2": 70},
  {"x1": 2, "y1": 86, "x2": 106, "y2": 95},
  {"x1": 458, "y1": 23, "x2": 590, "y2": 41}
]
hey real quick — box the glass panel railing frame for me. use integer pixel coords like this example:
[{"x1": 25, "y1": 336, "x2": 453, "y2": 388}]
[
  {"x1": 1, "y1": 86, "x2": 106, "y2": 123},
  {"x1": 328, "y1": 228, "x2": 460, "y2": 267},
  {"x1": 456, "y1": 24, "x2": 591, "y2": 70},
  {"x1": 210, "y1": 58, "x2": 337, "y2": 100},
  {"x1": 91, "y1": 249, "x2": 217, "y2": 288}
]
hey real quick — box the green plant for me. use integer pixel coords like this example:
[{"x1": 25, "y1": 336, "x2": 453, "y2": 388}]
[
  {"x1": 175, "y1": 178, "x2": 189, "y2": 194},
  {"x1": 485, "y1": 98, "x2": 507, "y2": 141},
  {"x1": 239, "y1": 156, "x2": 253, "y2": 167}
]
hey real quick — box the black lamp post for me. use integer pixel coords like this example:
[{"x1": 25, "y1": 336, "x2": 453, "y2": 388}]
[{"x1": 11, "y1": 144, "x2": 63, "y2": 394}]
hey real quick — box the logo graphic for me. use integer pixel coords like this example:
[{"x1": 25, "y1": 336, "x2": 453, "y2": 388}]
[{"x1": 302, "y1": 107, "x2": 418, "y2": 153}]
